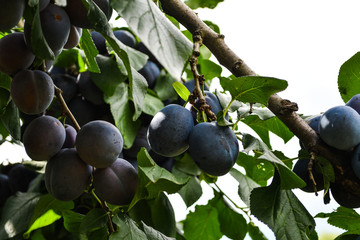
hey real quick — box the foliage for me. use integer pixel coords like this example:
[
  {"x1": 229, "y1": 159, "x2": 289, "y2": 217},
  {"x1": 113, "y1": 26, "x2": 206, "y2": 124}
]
[{"x1": 0, "y1": 0, "x2": 360, "y2": 240}]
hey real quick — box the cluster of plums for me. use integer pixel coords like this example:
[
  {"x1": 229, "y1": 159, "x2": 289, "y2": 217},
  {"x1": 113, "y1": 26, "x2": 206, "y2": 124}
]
[
  {"x1": 294, "y1": 93, "x2": 360, "y2": 208},
  {"x1": 147, "y1": 90, "x2": 239, "y2": 176}
]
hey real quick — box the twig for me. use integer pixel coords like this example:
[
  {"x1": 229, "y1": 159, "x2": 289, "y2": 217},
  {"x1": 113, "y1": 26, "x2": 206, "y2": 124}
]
[{"x1": 308, "y1": 152, "x2": 318, "y2": 196}]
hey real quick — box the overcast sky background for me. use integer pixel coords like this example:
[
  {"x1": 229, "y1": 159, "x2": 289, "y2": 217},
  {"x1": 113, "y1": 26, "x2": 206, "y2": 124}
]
[{"x1": 1, "y1": 0, "x2": 360, "y2": 239}]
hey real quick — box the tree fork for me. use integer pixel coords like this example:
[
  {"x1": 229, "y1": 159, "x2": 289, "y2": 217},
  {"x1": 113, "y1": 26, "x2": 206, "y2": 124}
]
[{"x1": 160, "y1": 0, "x2": 360, "y2": 198}]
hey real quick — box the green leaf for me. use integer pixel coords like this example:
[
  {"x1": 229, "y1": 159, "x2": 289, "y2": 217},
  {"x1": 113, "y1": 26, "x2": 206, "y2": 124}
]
[
  {"x1": 250, "y1": 171, "x2": 316, "y2": 240},
  {"x1": 111, "y1": 214, "x2": 147, "y2": 240},
  {"x1": 128, "y1": 148, "x2": 189, "y2": 210},
  {"x1": 111, "y1": 0, "x2": 193, "y2": 81},
  {"x1": 242, "y1": 134, "x2": 305, "y2": 189},
  {"x1": 183, "y1": 204, "x2": 222, "y2": 240},
  {"x1": 174, "y1": 168, "x2": 203, "y2": 207},
  {"x1": 210, "y1": 194, "x2": 247, "y2": 240},
  {"x1": 242, "y1": 115, "x2": 294, "y2": 148},
  {"x1": 1, "y1": 100, "x2": 21, "y2": 141},
  {"x1": 90, "y1": 55, "x2": 127, "y2": 96},
  {"x1": 53, "y1": 48, "x2": 82, "y2": 68},
  {"x1": 203, "y1": 20, "x2": 220, "y2": 34},
  {"x1": 105, "y1": 82, "x2": 142, "y2": 148},
  {"x1": 23, "y1": 194, "x2": 74, "y2": 238},
  {"x1": 236, "y1": 152, "x2": 274, "y2": 187},
  {"x1": 62, "y1": 210, "x2": 85, "y2": 233},
  {"x1": 220, "y1": 76, "x2": 288, "y2": 105},
  {"x1": 185, "y1": 0, "x2": 224, "y2": 9},
  {"x1": 79, "y1": 29, "x2": 100, "y2": 73},
  {"x1": 80, "y1": 208, "x2": 108, "y2": 233},
  {"x1": 153, "y1": 74, "x2": 178, "y2": 101},
  {"x1": 0, "y1": 192, "x2": 41, "y2": 239},
  {"x1": 0, "y1": 88, "x2": 10, "y2": 114},
  {"x1": 23, "y1": 3, "x2": 55, "y2": 59},
  {"x1": 142, "y1": 91, "x2": 164, "y2": 117},
  {"x1": 199, "y1": 59, "x2": 222, "y2": 81},
  {"x1": 338, "y1": 52, "x2": 360, "y2": 103},
  {"x1": 0, "y1": 72, "x2": 11, "y2": 90},
  {"x1": 247, "y1": 222, "x2": 268, "y2": 240},
  {"x1": 142, "y1": 222, "x2": 176, "y2": 240},
  {"x1": 174, "y1": 152, "x2": 202, "y2": 176},
  {"x1": 173, "y1": 81, "x2": 191, "y2": 103},
  {"x1": 315, "y1": 207, "x2": 360, "y2": 232},
  {"x1": 229, "y1": 168, "x2": 260, "y2": 206}
]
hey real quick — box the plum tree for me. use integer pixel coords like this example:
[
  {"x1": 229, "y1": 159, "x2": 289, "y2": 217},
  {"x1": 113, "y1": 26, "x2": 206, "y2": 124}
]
[
  {"x1": 0, "y1": 0, "x2": 25, "y2": 31},
  {"x1": 0, "y1": 32, "x2": 35, "y2": 75},
  {"x1": 147, "y1": 104, "x2": 194, "y2": 157},
  {"x1": 23, "y1": 115, "x2": 66, "y2": 160},
  {"x1": 45, "y1": 148, "x2": 92, "y2": 201},
  {"x1": 10, "y1": 69, "x2": 54, "y2": 115},
  {"x1": 292, "y1": 158, "x2": 324, "y2": 193},
  {"x1": 319, "y1": 106, "x2": 360, "y2": 150},
  {"x1": 24, "y1": 3, "x2": 71, "y2": 55},
  {"x1": 76, "y1": 120, "x2": 123, "y2": 168},
  {"x1": 64, "y1": 0, "x2": 112, "y2": 29},
  {"x1": 188, "y1": 122, "x2": 239, "y2": 176},
  {"x1": 93, "y1": 158, "x2": 138, "y2": 205}
]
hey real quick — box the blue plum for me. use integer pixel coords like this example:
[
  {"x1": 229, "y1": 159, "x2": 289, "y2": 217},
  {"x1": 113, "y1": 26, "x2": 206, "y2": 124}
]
[
  {"x1": 147, "y1": 104, "x2": 194, "y2": 157},
  {"x1": 0, "y1": 33, "x2": 35, "y2": 75},
  {"x1": 8, "y1": 164, "x2": 37, "y2": 193},
  {"x1": 45, "y1": 148, "x2": 92, "y2": 201},
  {"x1": 62, "y1": 124, "x2": 77, "y2": 148},
  {"x1": 188, "y1": 122, "x2": 239, "y2": 176},
  {"x1": 93, "y1": 158, "x2": 138, "y2": 205},
  {"x1": 91, "y1": 31, "x2": 108, "y2": 55},
  {"x1": 319, "y1": 106, "x2": 360, "y2": 150},
  {"x1": 292, "y1": 159, "x2": 324, "y2": 193},
  {"x1": 23, "y1": 115, "x2": 66, "y2": 160},
  {"x1": 330, "y1": 181, "x2": 360, "y2": 208},
  {"x1": 0, "y1": 0, "x2": 25, "y2": 31},
  {"x1": 346, "y1": 93, "x2": 360, "y2": 114},
  {"x1": 0, "y1": 174, "x2": 11, "y2": 207},
  {"x1": 114, "y1": 30, "x2": 137, "y2": 48},
  {"x1": 138, "y1": 61, "x2": 160, "y2": 89},
  {"x1": 77, "y1": 71, "x2": 105, "y2": 105},
  {"x1": 351, "y1": 144, "x2": 360, "y2": 180},
  {"x1": 178, "y1": 79, "x2": 209, "y2": 105},
  {"x1": 123, "y1": 125, "x2": 150, "y2": 159},
  {"x1": 76, "y1": 120, "x2": 123, "y2": 168}
]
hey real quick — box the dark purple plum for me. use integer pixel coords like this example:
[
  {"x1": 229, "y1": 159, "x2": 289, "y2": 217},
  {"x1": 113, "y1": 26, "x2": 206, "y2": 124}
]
[
  {"x1": 23, "y1": 115, "x2": 66, "y2": 160},
  {"x1": 346, "y1": 94, "x2": 360, "y2": 114},
  {"x1": 7, "y1": 164, "x2": 37, "y2": 193},
  {"x1": 149, "y1": 149, "x2": 174, "y2": 172},
  {"x1": 331, "y1": 180, "x2": 360, "y2": 208},
  {"x1": 0, "y1": 0, "x2": 25, "y2": 31},
  {"x1": 188, "y1": 122, "x2": 239, "y2": 176},
  {"x1": 292, "y1": 159, "x2": 324, "y2": 193},
  {"x1": 300, "y1": 115, "x2": 321, "y2": 149},
  {"x1": 52, "y1": 74, "x2": 77, "y2": 103},
  {"x1": 25, "y1": 4, "x2": 71, "y2": 55},
  {"x1": 11, "y1": 70, "x2": 54, "y2": 115},
  {"x1": 76, "y1": 120, "x2": 123, "y2": 168},
  {"x1": 91, "y1": 31, "x2": 108, "y2": 55},
  {"x1": 147, "y1": 104, "x2": 194, "y2": 157},
  {"x1": 64, "y1": 0, "x2": 112, "y2": 29},
  {"x1": 93, "y1": 158, "x2": 138, "y2": 205},
  {"x1": 49, "y1": 66, "x2": 66, "y2": 76},
  {"x1": 66, "y1": 96, "x2": 98, "y2": 127},
  {"x1": 0, "y1": 33, "x2": 35, "y2": 75},
  {"x1": 77, "y1": 71, "x2": 105, "y2": 105},
  {"x1": 45, "y1": 148, "x2": 92, "y2": 201},
  {"x1": 319, "y1": 106, "x2": 360, "y2": 150},
  {"x1": 138, "y1": 61, "x2": 160, "y2": 89},
  {"x1": 62, "y1": 124, "x2": 77, "y2": 148},
  {"x1": 114, "y1": 30, "x2": 136, "y2": 48},
  {"x1": 0, "y1": 174, "x2": 11, "y2": 207},
  {"x1": 64, "y1": 25, "x2": 82, "y2": 49},
  {"x1": 351, "y1": 144, "x2": 360, "y2": 180},
  {"x1": 123, "y1": 125, "x2": 150, "y2": 159}
]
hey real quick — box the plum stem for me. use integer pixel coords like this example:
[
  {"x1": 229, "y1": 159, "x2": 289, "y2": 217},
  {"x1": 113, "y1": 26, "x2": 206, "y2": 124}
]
[
  {"x1": 308, "y1": 152, "x2": 318, "y2": 196},
  {"x1": 189, "y1": 32, "x2": 216, "y2": 122},
  {"x1": 54, "y1": 84, "x2": 81, "y2": 131},
  {"x1": 91, "y1": 189, "x2": 115, "y2": 234}
]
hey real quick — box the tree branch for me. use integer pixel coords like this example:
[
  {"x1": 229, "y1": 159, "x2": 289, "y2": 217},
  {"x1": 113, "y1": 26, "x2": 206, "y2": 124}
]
[{"x1": 160, "y1": 0, "x2": 360, "y2": 198}]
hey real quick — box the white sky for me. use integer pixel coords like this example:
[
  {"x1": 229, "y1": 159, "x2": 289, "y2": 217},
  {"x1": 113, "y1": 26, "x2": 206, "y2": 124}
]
[{"x1": 2, "y1": 1, "x2": 360, "y2": 239}]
